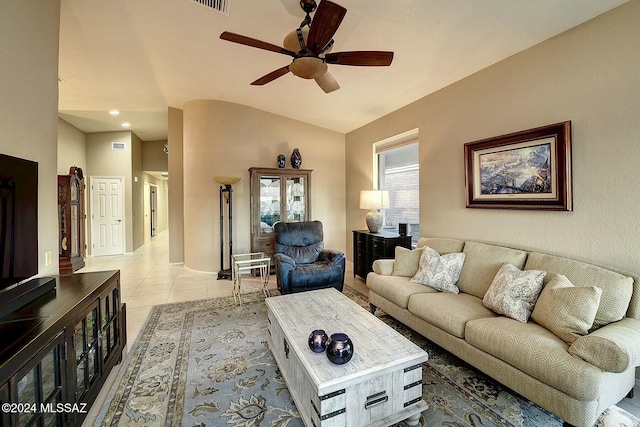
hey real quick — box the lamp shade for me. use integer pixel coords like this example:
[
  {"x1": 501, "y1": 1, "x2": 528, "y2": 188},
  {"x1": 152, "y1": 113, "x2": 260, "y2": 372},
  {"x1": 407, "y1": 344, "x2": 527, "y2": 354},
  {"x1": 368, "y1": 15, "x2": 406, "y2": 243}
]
[
  {"x1": 214, "y1": 176, "x2": 241, "y2": 186},
  {"x1": 359, "y1": 190, "x2": 390, "y2": 210}
]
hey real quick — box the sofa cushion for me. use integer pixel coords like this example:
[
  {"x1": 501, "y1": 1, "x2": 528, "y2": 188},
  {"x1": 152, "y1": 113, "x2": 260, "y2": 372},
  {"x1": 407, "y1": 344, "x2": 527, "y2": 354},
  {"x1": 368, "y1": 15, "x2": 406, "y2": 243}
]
[
  {"x1": 391, "y1": 246, "x2": 423, "y2": 277},
  {"x1": 482, "y1": 263, "x2": 545, "y2": 323},
  {"x1": 465, "y1": 317, "x2": 601, "y2": 400},
  {"x1": 568, "y1": 318, "x2": 640, "y2": 373},
  {"x1": 531, "y1": 274, "x2": 602, "y2": 344},
  {"x1": 366, "y1": 274, "x2": 436, "y2": 309},
  {"x1": 457, "y1": 242, "x2": 529, "y2": 299},
  {"x1": 416, "y1": 237, "x2": 465, "y2": 254},
  {"x1": 525, "y1": 252, "x2": 634, "y2": 329},
  {"x1": 408, "y1": 292, "x2": 496, "y2": 338},
  {"x1": 410, "y1": 246, "x2": 465, "y2": 293}
]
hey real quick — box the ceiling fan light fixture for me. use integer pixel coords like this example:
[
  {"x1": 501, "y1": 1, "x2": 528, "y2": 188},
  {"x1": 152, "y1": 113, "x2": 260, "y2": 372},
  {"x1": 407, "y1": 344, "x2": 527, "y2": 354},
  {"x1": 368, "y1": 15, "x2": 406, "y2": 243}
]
[
  {"x1": 289, "y1": 57, "x2": 327, "y2": 79},
  {"x1": 283, "y1": 28, "x2": 308, "y2": 52},
  {"x1": 220, "y1": 0, "x2": 392, "y2": 92}
]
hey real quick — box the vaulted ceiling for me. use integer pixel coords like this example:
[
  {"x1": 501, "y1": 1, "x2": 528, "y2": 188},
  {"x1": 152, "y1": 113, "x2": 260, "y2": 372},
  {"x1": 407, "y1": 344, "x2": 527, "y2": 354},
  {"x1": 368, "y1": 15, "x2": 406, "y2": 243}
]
[{"x1": 58, "y1": 0, "x2": 627, "y2": 141}]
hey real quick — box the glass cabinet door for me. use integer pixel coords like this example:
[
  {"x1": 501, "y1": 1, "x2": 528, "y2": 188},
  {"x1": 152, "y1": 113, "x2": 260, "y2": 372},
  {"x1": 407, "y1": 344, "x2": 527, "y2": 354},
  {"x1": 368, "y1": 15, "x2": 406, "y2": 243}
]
[
  {"x1": 58, "y1": 204, "x2": 67, "y2": 257},
  {"x1": 258, "y1": 175, "x2": 281, "y2": 237},
  {"x1": 285, "y1": 176, "x2": 306, "y2": 222},
  {"x1": 101, "y1": 286, "x2": 121, "y2": 366},
  {"x1": 11, "y1": 331, "x2": 66, "y2": 427},
  {"x1": 70, "y1": 180, "x2": 80, "y2": 258},
  {"x1": 74, "y1": 303, "x2": 100, "y2": 403},
  {"x1": 249, "y1": 167, "x2": 312, "y2": 262}
]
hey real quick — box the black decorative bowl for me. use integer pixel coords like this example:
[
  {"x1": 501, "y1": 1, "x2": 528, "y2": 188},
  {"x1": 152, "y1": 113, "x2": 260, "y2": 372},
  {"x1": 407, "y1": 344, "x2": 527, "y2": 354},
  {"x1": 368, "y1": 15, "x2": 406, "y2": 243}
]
[
  {"x1": 325, "y1": 333, "x2": 354, "y2": 364},
  {"x1": 308, "y1": 329, "x2": 328, "y2": 353}
]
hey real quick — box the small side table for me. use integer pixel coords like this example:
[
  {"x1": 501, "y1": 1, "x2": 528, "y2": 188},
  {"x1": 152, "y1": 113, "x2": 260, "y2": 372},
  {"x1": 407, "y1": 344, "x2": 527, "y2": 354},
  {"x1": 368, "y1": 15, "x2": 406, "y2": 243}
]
[{"x1": 232, "y1": 252, "x2": 271, "y2": 305}]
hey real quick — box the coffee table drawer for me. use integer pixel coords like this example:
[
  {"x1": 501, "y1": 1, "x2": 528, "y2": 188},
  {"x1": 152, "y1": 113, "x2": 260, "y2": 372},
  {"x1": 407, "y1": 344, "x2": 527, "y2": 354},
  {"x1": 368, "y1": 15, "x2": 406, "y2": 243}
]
[{"x1": 309, "y1": 363, "x2": 423, "y2": 426}]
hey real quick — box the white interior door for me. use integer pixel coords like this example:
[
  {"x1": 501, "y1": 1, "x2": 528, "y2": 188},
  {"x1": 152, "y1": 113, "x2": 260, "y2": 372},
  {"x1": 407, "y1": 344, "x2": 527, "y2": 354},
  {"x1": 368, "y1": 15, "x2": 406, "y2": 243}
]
[{"x1": 91, "y1": 177, "x2": 125, "y2": 256}]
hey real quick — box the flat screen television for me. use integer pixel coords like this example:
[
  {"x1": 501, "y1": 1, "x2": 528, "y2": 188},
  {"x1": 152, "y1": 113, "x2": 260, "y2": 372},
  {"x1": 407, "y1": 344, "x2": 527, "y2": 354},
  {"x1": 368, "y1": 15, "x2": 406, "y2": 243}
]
[{"x1": 0, "y1": 153, "x2": 38, "y2": 290}]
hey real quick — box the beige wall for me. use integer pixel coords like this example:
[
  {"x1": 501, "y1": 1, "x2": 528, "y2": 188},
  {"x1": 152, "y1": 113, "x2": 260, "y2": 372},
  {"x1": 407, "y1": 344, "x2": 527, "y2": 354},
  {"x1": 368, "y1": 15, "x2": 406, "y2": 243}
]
[
  {"x1": 0, "y1": 0, "x2": 61, "y2": 278},
  {"x1": 131, "y1": 132, "x2": 144, "y2": 251},
  {"x1": 181, "y1": 100, "x2": 345, "y2": 272},
  {"x1": 143, "y1": 140, "x2": 169, "y2": 172},
  {"x1": 85, "y1": 130, "x2": 146, "y2": 253},
  {"x1": 57, "y1": 118, "x2": 87, "y2": 174},
  {"x1": 168, "y1": 107, "x2": 185, "y2": 264},
  {"x1": 85, "y1": 131, "x2": 135, "y2": 253},
  {"x1": 346, "y1": 2, "x2": 640, "y2": 279}
]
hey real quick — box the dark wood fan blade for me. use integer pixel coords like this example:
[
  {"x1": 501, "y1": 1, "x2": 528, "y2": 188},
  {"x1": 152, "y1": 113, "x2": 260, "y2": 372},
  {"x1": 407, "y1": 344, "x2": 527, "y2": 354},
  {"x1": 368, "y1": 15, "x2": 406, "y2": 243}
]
[
  {"x1": 251, "y1": 66, "x2": 291, "y2": 85},
  {"x1": 324, "y1": 51, "x2": 394, "y2": 66},
  {"x1": 307, "y1": 1, "x2": 347, "y2": 54},
  {"x1": 220, "y1": 32, "x2": 296, "y2": 57}
]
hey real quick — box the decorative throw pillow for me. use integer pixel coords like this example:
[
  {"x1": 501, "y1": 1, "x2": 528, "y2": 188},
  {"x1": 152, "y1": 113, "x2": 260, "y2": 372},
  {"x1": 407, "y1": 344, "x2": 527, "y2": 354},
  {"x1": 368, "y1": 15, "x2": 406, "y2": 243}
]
[
  {"x1": 483, "y1": 263, "x2": 546, "y2": 323},
  {"x1": 391, "y1": 246, "x2": 423, "y2": 277},
  {"x1": 531, "y1": 274, "x2": 602, "y2": 344},
  {"x1": 410, "y1": 246, "x2": 465, "y2": 293}
]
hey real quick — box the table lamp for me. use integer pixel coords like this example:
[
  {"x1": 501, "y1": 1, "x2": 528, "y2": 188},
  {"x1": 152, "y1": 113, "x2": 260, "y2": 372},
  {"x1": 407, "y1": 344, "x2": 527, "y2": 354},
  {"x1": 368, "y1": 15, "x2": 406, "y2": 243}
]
[{"x1": 359, "y1": 190, "x2": 389, "y2": 233}]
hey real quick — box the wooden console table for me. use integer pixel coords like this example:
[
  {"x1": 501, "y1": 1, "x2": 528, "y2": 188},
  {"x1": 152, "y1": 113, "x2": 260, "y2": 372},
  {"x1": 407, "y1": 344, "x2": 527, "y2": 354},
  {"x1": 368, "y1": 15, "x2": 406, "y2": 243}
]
[
  {"x1": 353, "y1": 230, "x2": 412, "y2": 280},
  {"x1": 0, "y1": 270, "x2": 125, "y2": 427}
]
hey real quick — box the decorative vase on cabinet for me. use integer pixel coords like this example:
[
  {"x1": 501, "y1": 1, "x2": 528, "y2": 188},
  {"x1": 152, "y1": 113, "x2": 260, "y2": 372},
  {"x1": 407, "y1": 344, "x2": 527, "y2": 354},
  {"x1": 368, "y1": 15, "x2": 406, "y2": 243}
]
[
  {"x1": 249, "y1": 167, "x2": 312, "y2": 265},
  {"x1": 290, "y1": 148, "x2": 302, "y2": 169},
  {"x1": 277, "y1": 154, "x2": 286, "y2": 168}
]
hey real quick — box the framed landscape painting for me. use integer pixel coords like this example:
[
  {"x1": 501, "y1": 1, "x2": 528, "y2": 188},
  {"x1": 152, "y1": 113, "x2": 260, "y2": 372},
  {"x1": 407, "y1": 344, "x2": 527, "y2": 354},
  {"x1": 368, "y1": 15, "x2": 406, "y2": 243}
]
[{"x1": 464, "y1": 121, "x2": 572, "y2": 210}]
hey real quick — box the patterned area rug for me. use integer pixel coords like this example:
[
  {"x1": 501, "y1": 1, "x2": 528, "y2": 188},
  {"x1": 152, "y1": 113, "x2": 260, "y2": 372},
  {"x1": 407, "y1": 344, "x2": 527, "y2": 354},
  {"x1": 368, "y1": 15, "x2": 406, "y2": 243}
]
[{"x1": 95, "y1": 287, "x2": 640, "y2": 427}]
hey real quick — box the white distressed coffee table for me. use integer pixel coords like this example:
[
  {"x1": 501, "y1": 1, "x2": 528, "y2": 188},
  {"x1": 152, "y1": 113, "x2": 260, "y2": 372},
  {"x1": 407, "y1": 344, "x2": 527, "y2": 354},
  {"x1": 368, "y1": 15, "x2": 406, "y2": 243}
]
[{"x1": 265, "y1": 288, "x2": 428, "y2": 427}]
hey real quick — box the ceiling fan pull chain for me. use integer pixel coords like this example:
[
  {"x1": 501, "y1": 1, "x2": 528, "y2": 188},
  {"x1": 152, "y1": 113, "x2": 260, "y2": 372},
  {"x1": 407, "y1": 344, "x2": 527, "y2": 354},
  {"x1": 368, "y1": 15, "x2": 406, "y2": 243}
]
[
  {"x1": 300, "y1": 14, "x2": 311, "y2": 29},
  {"x1": 296, "y1": 28, "x2": 306, "y2": 51}
]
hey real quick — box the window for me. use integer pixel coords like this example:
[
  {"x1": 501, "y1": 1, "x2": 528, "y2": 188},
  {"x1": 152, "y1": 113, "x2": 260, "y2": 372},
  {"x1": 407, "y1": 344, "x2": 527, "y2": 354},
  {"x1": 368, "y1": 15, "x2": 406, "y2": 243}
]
[{"x1": 374, "y1": 130, "x2": 419, "y2": 243}]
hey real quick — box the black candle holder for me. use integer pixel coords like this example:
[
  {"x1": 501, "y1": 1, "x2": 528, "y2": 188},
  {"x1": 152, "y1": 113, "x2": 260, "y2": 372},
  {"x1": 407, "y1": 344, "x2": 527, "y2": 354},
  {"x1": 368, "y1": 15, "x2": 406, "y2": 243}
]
[
  {"x1": 308, "y1": 329, "x2": 328, "y2": 353},
  {"x1": 325, "y1": 333, "x2": 354, "y2": 364}
]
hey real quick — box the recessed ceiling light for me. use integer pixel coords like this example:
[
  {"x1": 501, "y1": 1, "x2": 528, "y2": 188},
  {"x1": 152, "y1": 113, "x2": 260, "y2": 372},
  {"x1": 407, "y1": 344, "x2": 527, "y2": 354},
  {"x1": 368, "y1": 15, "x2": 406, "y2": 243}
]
[
  {"x1": 121, "y1": 122, "x2": 131, "y2": 128},
  {"x1": 109, "y1": 110, "x2": 120, "y2": 116}
]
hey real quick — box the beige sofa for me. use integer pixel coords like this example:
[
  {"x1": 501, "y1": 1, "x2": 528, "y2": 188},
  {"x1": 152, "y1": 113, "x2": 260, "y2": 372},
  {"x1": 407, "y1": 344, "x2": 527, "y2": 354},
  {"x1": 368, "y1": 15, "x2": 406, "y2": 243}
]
[{"x1": 366, "y1": 237, "x2": 640, "y2": 427}]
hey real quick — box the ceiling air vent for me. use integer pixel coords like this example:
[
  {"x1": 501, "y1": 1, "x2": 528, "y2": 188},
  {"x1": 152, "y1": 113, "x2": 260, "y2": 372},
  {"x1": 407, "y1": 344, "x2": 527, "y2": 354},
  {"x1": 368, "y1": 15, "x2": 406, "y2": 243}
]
[
  {"x1": 189, "y1": 0, "x2": 230, "y2": 15},
  {"x1": 112, "y1": 142, "x2": 126, "y2": 151}
]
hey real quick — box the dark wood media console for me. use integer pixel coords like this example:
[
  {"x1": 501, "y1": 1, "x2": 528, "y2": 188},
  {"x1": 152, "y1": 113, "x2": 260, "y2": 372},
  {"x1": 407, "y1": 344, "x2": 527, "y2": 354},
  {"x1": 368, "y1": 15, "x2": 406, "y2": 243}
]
[{"x1": 0, "y1": 270, "x2": 125, "y2": 427}]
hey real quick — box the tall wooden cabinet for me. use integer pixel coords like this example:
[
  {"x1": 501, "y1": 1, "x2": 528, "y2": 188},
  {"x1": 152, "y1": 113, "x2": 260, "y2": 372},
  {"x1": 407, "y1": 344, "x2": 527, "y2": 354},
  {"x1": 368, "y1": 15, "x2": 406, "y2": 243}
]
[
  {"x1": 249, "y1": 167, "x2": 312, "y2": 262},
  {"x1": 58, "y1": 167, "x2": 85, "y2": 274}
]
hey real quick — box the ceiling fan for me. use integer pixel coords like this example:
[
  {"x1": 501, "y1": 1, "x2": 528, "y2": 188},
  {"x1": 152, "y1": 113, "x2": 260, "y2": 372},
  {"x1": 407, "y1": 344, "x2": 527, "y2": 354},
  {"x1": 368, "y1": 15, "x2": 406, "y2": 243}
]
[{"x1": 220, "y1": 0, "x2": 394, "y2": 93}]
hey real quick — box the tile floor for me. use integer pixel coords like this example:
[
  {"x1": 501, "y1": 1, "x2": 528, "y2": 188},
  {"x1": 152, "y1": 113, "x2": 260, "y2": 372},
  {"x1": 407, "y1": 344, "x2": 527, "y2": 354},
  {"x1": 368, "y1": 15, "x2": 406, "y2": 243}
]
[{"x1": 79, "y1": 231, "x2": 639, "y2": 425}]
